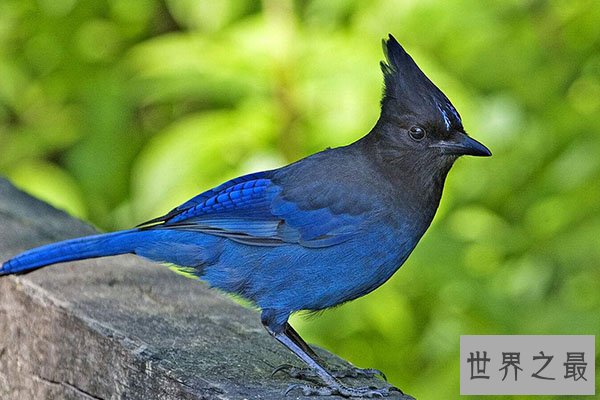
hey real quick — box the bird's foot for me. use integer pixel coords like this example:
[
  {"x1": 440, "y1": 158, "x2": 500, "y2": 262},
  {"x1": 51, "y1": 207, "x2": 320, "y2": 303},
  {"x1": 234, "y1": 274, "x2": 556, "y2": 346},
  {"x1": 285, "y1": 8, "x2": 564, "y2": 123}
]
[
  {"x1": 273, "y1": 363, "x2": 387, "y2": 381},
  {"x1": 285, "y1": 382, "x2": 403, "y2": 398}
]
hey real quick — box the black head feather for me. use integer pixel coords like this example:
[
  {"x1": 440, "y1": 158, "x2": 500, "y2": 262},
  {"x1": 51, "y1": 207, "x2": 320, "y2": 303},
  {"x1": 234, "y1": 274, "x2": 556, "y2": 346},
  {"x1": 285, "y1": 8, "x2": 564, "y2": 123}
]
[{"x1": 381, "y1": 34, "x2": 463, "y2": 131}]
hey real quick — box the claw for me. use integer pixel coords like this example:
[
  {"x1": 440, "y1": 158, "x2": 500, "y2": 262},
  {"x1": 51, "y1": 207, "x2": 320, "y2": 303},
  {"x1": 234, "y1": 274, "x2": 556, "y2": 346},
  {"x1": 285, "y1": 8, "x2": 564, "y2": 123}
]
[
  {"x1": 284, "y1": 383, "x2": 300, "y2": 396},
  {"x1": 285, "y1": 383, "x2": 331, "y2": 396},
  {"x1": 272, "y1": 363, "x2": 296, "y2": 377},
  {"x1": 273, "y1": 363, "x2": 387, "y2": 381},
  {"x1": 284, "y1": 382, "x2": 404, "y2": 398},
  {"x1": 338, "y1": 367, "x2": 387, "y2": 381}
]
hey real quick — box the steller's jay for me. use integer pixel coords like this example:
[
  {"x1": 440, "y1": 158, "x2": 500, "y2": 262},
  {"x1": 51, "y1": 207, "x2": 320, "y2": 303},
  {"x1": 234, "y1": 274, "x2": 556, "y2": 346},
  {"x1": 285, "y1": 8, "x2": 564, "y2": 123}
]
[{"x1": 1, "y1": 35, "x2": 490, "y2": 397}]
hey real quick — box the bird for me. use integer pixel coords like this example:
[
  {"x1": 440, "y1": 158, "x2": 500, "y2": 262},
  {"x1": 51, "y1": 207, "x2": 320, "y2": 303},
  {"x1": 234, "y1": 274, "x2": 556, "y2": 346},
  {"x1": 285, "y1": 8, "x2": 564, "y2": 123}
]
[{"x1": 1, "y1": 34, "x2": 490, "y2": 397}]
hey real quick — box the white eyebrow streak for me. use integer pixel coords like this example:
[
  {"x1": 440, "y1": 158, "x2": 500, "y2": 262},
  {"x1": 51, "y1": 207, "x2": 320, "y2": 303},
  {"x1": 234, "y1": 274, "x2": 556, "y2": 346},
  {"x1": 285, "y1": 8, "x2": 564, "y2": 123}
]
[
  {"x1": 436, "y1": 103, "x2": 452, "y2": 130},
  {"x1": 448, "y1": 103, "x2": 461, "y2": 124}
]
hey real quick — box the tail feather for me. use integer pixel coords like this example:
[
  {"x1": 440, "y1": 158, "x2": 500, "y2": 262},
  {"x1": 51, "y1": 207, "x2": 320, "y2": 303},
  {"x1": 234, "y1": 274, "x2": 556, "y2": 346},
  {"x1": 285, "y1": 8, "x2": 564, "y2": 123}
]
[{"x1": 1, "y1": 229, "x2": 142, "y2": 275}]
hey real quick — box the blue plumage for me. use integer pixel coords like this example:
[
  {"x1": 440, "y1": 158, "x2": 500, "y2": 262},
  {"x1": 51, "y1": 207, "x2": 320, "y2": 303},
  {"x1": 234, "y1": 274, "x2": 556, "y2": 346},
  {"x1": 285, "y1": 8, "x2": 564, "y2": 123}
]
[{"x1": 1, "y1": 35, "x2": 490, "y2": 397}]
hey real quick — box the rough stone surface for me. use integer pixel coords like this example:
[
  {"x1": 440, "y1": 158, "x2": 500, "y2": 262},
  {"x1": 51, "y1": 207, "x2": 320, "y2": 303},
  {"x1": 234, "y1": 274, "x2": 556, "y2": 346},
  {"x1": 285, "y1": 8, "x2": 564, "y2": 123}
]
[{"x1": 0, "y1": 178, "x2": 414, "y2": 399}]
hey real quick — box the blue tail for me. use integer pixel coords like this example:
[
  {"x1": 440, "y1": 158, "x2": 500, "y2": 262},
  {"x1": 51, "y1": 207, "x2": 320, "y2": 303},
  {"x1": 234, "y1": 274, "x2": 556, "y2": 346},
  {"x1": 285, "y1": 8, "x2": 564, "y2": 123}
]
[{"x1": 1, "y1": 229, "x2": 144, "y2": 275}]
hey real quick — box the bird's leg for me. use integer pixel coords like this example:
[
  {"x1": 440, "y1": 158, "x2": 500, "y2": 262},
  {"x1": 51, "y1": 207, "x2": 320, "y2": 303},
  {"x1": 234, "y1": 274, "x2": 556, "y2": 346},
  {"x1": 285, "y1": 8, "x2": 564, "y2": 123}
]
[
  {"x1": 264, "y1": 321, "x2": 401, "y2": 398},
  {"x1": 272, "y1": 324, "x2": 386, "y2": 380},
  {"x1": 283, "y1": 322, "x2": 321, "y2": 360}
]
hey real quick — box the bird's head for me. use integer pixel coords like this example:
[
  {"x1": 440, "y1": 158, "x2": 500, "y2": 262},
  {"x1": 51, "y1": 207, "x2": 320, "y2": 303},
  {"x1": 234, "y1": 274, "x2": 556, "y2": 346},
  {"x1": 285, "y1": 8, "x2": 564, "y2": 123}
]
[{"x1": 372, "y1": 34, "x2": 490, "y2": 169}]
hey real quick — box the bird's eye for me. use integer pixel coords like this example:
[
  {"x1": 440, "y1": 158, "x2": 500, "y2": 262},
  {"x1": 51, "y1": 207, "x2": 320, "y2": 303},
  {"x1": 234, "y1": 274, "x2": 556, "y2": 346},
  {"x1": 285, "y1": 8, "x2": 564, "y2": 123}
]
[{"x1": 409, "y1": 126, "x2": 426, "y2": 141}]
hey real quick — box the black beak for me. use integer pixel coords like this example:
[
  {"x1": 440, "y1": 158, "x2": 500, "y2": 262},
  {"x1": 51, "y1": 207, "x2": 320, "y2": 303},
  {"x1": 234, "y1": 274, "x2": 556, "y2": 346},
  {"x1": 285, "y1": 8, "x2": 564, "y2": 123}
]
[{"x1": 432, "y1": 131, "x2": 492, "y2": 157}]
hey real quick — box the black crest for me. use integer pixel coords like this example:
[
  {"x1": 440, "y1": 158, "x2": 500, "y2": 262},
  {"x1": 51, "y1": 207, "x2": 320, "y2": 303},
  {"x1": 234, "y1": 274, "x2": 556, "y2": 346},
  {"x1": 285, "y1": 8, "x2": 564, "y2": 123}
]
[{"x1": 381, "y1": 34, "x2": 463, "y2": 131}]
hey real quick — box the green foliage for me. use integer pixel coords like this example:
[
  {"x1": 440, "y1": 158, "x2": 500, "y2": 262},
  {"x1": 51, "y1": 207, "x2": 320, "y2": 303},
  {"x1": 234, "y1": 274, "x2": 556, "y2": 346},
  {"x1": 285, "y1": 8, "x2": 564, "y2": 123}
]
[{"x1": 1, "y1": 0, "x2": 598, "y2": 397}]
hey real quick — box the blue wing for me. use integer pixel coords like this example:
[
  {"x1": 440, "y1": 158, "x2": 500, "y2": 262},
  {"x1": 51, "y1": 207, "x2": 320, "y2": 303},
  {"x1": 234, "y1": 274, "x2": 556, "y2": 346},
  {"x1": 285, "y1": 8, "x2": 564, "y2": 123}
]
[{"x1": 138, "y1": 171, "x2": 360, "y2": 248}]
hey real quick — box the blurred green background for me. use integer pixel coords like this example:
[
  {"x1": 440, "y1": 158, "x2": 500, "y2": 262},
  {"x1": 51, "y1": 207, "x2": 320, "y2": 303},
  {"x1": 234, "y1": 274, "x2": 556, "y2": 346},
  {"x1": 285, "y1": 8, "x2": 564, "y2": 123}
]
[{"x1": 0, "y1": 0, "x2": 598, "y2": 398}]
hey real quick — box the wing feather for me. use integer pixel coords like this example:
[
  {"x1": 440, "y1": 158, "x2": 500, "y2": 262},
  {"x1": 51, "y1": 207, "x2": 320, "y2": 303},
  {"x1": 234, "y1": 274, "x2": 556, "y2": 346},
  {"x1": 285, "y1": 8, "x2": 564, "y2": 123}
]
[{"x1": 140, "y1": 171, "x2": 360, "y2": 248}]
